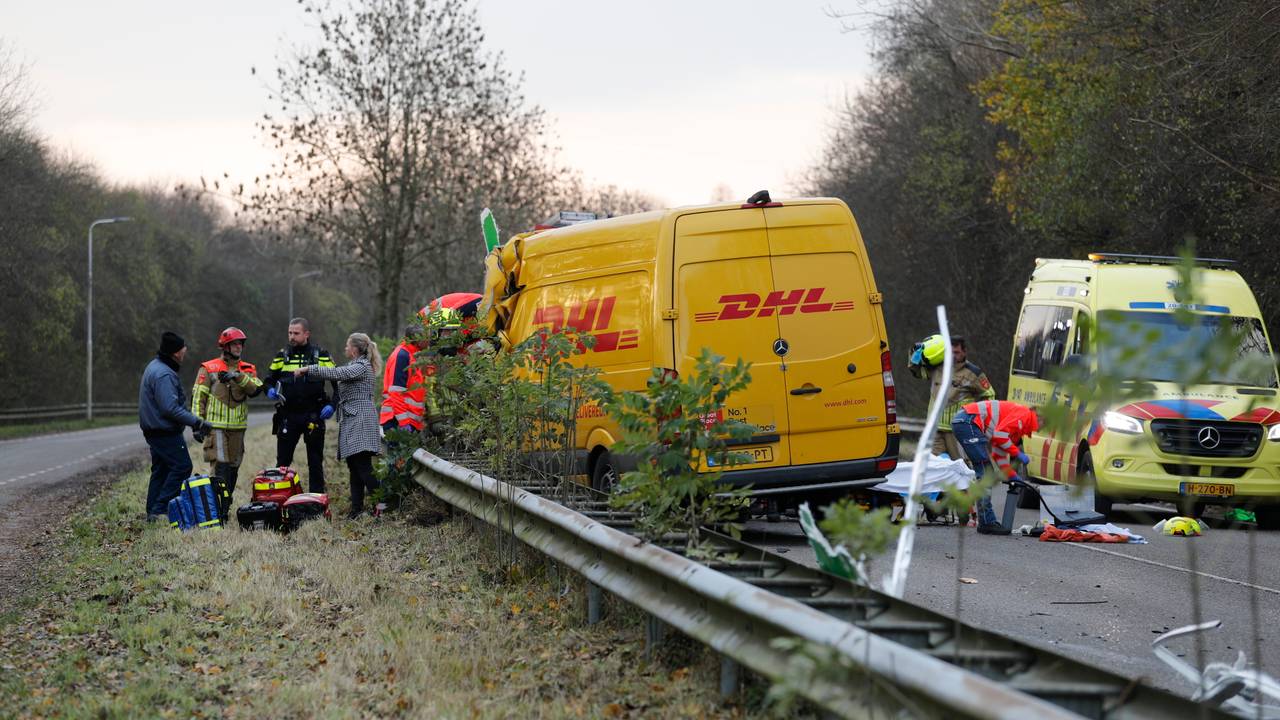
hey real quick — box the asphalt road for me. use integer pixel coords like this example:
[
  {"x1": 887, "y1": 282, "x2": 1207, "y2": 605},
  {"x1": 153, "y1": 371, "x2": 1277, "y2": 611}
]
[
  {"x1": 0, "y1": 413, "x2": 271, "y2": 513},
  {"x1": 0, "y1": 422, "x2": 149, "y2": 510},
  {"x1": 745, "y1": 501, "x2": 1280, "y2": 698}
]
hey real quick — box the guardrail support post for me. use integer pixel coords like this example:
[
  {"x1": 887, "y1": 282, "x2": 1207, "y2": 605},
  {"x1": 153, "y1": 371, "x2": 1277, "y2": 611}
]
[
  {"x1": 587, "y1": 582, "x2": 603, "y2": 625},
  {"x1": 644, "y1": 613, "x2": 666, "y2": 657},
  {"x1": 719, "y1": 656, "x2": 740, "y2": 698}
]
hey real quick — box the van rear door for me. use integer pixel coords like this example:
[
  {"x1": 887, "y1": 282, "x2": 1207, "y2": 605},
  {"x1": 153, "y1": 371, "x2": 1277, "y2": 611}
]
[
  {"x1": 763, "y1": 204, "x2": 889, "y2": 465},
  {"x1": 673, "y1": 209, "x2": 791, "y2": 470}
]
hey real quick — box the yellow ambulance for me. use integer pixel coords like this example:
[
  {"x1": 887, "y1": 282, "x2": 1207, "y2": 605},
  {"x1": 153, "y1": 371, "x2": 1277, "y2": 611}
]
[
  {"x1": 1008, "y1": 253, "x2": 1280, "y2": 527},
  {"x1": 478, "y1": 195, "x2": 899, "y2": 504}
]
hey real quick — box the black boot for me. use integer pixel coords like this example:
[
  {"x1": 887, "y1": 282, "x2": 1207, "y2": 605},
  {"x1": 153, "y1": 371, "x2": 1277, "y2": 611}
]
[
  {"x1": 348, "y1": 480, "x2": 365, "y2": 519},
  {"x1": 216, "y1": 464, "x2": 240, "y2": 522}
]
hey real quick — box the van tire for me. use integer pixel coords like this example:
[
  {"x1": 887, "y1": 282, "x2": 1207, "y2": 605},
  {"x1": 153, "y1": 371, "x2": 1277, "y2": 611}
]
[
  {"x1": 1078, "y1": 450, "x2": 1113, "y2": 516},
  {"x1": 591, "y1": 452, "x2": 619, "y2": 494},
  {"x1": 1256, "y1": 507, "x2": 1280, "y2": 531}
]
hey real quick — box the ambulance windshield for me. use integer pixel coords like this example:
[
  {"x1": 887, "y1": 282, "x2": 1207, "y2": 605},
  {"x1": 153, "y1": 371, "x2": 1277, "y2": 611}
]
[{"x1": 1098, "y1": 311, "x2": 1278, "y2": 388}]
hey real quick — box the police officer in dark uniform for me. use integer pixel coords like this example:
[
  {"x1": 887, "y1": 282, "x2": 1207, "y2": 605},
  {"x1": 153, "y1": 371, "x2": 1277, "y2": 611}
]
[{"x1": 264, "y1": 317, "x2": 336, "y2": 492}]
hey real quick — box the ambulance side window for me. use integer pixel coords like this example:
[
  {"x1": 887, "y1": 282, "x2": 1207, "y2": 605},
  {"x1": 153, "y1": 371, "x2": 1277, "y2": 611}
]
[
  {"x1": 1013, "y1": 304, "x2": 1074, "y2": 378},
  {"x1": 1072, "y1": 312, "x2": 1091, "y2": 356}
]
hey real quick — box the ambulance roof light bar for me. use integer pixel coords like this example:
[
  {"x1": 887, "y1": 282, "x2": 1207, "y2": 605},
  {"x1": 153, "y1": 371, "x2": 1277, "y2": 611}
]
[{"x1": 1086, "y1": 252, "x2": 1237, "y2": 269}]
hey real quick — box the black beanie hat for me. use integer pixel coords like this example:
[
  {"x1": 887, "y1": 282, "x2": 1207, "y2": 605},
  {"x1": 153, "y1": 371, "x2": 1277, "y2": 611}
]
[{"x1": 159, "y1": 331, "x2": 186, "y2": 356}]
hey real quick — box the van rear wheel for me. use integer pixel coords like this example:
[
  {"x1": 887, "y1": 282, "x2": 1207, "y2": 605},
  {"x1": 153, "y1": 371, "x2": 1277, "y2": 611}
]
[
  {"x1": 1079, "y1": 451, "x2": 1113, "y2": 516},
  {"x1": 591, "y1": 452, "x2": 619, "y2": 494}
]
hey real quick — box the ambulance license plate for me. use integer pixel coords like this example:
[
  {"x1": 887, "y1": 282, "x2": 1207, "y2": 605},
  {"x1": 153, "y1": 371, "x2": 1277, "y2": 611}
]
[
  {"x1": 1180, "y1": 482, "x2": 1234, "y2": 497},
  {"x1": 708, "y1": 446, "x2": 774, "y2": 467}
]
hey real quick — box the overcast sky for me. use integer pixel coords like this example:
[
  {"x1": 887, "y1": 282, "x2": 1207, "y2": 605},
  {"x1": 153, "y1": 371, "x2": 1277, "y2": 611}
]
[{"x1": 5, "y1": 0, "x2": 874, "y2": 207}]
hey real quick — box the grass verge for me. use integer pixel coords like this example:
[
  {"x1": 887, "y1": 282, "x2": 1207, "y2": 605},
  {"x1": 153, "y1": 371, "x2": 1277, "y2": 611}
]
[
  {"x1": 0, "y1": 416, "x2": 135, "y2": 441},
  {"x1": 0, "y1": 425, "x2": 763, "y2": 719}
]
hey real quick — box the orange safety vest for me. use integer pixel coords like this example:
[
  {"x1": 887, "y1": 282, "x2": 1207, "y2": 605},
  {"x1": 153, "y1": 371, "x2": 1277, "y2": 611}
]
[
  {"x1": 962, "y1": 400, "x2": 1038, "y2": 478},
  {"x1": 192, "y1": 357, "x2": 261, "y2": 430},
  {"x1": 379, "y1": 342, "x2": 426, "y2": 430}
]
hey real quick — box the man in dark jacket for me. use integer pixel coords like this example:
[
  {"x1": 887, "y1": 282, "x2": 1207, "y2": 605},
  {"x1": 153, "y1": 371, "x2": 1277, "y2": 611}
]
[
  {"x1": 264, "y1": 318, "x2": 336, "y2": 492},
  {"x1": 139, "y1": 331, "x2": 211, "y2": 521}
]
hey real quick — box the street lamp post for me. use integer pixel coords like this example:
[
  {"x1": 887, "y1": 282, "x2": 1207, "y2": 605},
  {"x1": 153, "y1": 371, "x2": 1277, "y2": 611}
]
[
  {"x1": 87, "y1": 216, "x2": 134, "y2": 421},
  {"x1": 289, "y1": 270, "x2": 323, "y2": 321}
]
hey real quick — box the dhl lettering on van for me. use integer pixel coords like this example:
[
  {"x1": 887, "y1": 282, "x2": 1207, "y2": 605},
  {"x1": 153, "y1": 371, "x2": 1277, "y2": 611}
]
[
  {"x1": 693, "y1": 287, "x2": 855, "y2": 322},
  {"x1": 531, "y1": 296, "x2": 640, "y2": 353}
]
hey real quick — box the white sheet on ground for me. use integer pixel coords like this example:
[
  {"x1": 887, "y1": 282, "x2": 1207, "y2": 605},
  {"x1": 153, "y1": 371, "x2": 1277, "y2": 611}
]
[
  {"x1": 1076, "y1": 522, "x2": 1148, "y2": 544},
  {"x1": 873, "y1": 454, "x2": 975, "y2": 495}
]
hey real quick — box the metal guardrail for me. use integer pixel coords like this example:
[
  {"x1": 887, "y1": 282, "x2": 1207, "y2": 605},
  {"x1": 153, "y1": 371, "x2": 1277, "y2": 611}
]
[
  {"x1": 412, "y1": 449, "x2": 1228, "y2": 720},
  {"x1": 899, "y1": 416, "x2": 925, "y2": 434},
  {"x1": 0, "y1": 402, "x2": 137, "y2": 422},
  {"x1": 0, "y1": 399, "x2": 275, "y2": 423}
]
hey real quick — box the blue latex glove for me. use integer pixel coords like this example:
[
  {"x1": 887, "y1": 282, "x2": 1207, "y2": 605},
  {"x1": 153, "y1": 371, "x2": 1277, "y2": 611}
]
[
  {"x1": 909, "y1": 347, "x2": 923, "y2": 365},
  {"x1": 266, "y1": 387, "x2": 278, "y2": 400},
  {"x1": 319, "y1": 404, "x2": 335, "y2": 421},
  {"x1": 1017, "y1": 451, "x2": 1030, "y2": 466}
]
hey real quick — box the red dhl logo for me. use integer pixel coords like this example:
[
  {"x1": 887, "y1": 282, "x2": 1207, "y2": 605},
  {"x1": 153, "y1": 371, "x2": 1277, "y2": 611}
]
[
  {"x1": 695, "y1": 288, "x2": 854, "y2": 322},
  {"x1": 533, "y1": 296, "x2": 639, "y2": 353}
]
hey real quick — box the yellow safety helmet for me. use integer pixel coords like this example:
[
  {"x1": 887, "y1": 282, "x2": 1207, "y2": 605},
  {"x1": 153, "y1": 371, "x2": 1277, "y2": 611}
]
[
  {"x1": 921, "y1": 335, "x2": 947, "y2": 366},
  {"x1": 1160, "y1": 516, "x2": 1203, "y2": 536},
  {"x1": 428, "y1": 307, "x2": 463, "y2": 329}
]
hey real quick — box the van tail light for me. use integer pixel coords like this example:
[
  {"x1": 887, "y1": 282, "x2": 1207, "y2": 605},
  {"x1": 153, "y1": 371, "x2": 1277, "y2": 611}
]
[
  {"x1": 881, "y1": 350, "x2": 897, "y2": 425},
  {"x1": 660, "y1": 368, "x2": 679, "y2": 383}
]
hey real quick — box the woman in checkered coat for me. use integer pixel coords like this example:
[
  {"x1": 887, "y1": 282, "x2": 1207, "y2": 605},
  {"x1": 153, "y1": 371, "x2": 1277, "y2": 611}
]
[{"x1": 295, "y1": 333, "x2": 384, "y2": 518}]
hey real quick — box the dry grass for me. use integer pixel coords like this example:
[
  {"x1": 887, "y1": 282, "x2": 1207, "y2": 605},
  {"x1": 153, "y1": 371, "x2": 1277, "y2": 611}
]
[{"x1": 0, "y1": 426, "x2": 767, "y2": 719}]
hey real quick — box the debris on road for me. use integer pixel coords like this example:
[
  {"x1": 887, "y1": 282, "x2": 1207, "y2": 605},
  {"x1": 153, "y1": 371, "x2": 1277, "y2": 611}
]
[
  {"x1": 1039, "y1": 523, "x2": 1145, "y2": 544},
  {"x1": 1225, "y1": 508, "x2": 1256, "y2": 524},
  {"x1": 1153, "y1": 620, "x2": 1280, "y2": 717}
]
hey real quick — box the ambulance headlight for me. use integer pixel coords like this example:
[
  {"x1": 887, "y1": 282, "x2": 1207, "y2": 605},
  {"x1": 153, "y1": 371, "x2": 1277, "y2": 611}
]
[
  {"x1": 1269, "y1": 424, "x2": 1280, "y2": 441},
  {"x1": 1104, "y1": 411, "x2": 1143, "y2": 435}
]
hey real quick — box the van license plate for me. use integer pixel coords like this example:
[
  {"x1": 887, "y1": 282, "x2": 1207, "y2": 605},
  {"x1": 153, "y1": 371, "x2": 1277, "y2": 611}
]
[
  {"x1": 708, "y1": 446, "x2": 774, "y2": 467},
  {"x1": 1180, "y1": 482, "x2": 1235, "y2": 497}
]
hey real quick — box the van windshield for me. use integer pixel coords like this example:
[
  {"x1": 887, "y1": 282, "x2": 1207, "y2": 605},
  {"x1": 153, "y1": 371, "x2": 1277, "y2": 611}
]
[{"x1": 1098, "y1": 311, "x2": 1278, "y2": 388}]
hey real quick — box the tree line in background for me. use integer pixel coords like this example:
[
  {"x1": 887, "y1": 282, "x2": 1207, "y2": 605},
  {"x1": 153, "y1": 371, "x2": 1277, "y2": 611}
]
[
  {"x1": 8, "y1": 0, "x2": 1277, "y2": 412},
  {"x1": 0, "y1": 0, "x2": 657, "y2": 408},
  {"x1": 811, "y1": 0, "x2": 1280, "y2": 413}
]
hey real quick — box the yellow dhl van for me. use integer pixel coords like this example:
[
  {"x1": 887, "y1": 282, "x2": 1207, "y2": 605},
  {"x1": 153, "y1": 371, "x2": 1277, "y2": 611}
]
[
  {"x1": 477, "y1": 195, "x2": 900, "y2": 503},
  {"x1": 1008, "y1": 253, "x2": 1280, "y2": 527}
]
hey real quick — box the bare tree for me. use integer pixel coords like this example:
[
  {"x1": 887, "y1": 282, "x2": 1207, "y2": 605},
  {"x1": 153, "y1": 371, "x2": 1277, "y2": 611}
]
[
  {"x1": 0, "y1": 40, "x2": 34, "y2": 136},
  {"x1": 242, "y1": 0, "x2": 565, "y2": 335}
]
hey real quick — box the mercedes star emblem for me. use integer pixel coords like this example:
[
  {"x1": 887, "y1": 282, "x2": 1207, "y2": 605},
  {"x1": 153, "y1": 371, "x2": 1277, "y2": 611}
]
[
  {"x1": 1197, "y1": 426, "x2": 1221, "y2": 449},
  {"x1": 772, "y1": 338, "x2": 790, "y2": 357}
]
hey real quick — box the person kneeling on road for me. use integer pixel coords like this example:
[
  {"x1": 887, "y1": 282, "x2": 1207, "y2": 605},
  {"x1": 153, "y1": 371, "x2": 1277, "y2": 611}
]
[
  {"x1": 139, "y1": 331, "x2": 212, "y2": 521},
  {"x1": 950, "y1": 399, "x2": 1038, "y2": 535}
]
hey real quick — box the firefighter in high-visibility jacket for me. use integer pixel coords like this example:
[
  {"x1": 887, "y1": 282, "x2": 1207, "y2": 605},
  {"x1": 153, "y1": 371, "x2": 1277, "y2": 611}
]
[
  {"x1": 191, "y1": 327, "x2": 264, "y2": 519},
  {"x1": 380, "y1": 323, "x2": 428, "y2": 433},
  {"x1": 908, "y1": 334, "x2": 996, "y2": 462}
]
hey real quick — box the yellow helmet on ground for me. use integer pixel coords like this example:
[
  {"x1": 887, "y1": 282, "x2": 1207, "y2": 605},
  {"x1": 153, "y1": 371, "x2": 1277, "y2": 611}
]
[
  {"x1": 1159, "y1": 516, "x2": 1204, "y2": 536},
  {"x1": 921, "y1": 334, "x2": 947, "y2": 366}
]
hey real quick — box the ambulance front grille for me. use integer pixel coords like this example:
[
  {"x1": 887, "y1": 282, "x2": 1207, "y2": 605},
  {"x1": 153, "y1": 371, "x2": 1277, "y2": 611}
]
[{"x1": 1150, "y1": 419, "x2": 1262, "y2": 458}]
